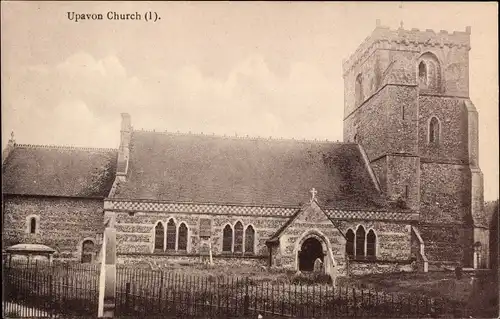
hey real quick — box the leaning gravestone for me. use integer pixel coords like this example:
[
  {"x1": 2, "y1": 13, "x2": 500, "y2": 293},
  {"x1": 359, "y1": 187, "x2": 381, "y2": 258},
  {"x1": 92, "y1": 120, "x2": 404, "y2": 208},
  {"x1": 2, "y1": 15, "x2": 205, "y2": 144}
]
[{"x1": 314, "y1": 258, "x2": 324, "y2": 273}]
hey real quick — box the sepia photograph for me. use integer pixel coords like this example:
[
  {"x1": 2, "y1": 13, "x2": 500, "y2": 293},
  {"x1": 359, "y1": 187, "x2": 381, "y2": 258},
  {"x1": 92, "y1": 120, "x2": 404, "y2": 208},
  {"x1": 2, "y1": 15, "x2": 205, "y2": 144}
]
[{"x1": 1, "y1": 1, "x2": 498, "y2": 318}]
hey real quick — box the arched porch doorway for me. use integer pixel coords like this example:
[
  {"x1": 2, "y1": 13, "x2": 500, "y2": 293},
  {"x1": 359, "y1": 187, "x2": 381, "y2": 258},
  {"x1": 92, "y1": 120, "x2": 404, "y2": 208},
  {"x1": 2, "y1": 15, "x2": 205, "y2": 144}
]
[{"x1": 298, "y1": 237, "x2": 324, "y2": 271}]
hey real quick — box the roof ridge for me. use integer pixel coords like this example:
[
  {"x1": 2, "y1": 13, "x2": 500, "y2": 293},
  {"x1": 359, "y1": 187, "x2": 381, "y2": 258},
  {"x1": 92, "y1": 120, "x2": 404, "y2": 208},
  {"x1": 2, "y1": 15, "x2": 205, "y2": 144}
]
[
  {"x1": 132, "y1": 128, "x2": 355, "y2": 145},
  {"x1": 15, "y1": 143, "x2": 118, "y2": 152}
]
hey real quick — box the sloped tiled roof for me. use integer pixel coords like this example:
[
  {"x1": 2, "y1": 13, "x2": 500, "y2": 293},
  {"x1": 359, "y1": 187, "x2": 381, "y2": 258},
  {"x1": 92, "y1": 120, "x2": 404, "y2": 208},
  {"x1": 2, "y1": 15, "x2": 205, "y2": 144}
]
[
  {"x1": 2, "y1": 144, "x2": 118, "y2": 198},
  {"x1": 113, "y1": 131, "x2": 386, "y2": 210}
]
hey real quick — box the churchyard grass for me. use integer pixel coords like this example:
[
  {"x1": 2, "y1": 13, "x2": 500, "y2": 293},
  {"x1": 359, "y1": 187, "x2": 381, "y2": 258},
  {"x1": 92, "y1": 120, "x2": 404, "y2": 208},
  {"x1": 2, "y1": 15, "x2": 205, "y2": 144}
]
[
  {"x1": 6, "y1": 260, "x2": 491, "y2": 318},
  {"x1": 339, "y1": 269, "x2": 499, "y2": 318}
]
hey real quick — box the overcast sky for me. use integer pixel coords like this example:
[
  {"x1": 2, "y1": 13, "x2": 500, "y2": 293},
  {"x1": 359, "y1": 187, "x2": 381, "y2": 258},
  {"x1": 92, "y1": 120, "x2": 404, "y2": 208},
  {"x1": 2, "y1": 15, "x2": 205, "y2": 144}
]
[{"x1": 1, "y1": 2, "x2": 498, "y2": 200}]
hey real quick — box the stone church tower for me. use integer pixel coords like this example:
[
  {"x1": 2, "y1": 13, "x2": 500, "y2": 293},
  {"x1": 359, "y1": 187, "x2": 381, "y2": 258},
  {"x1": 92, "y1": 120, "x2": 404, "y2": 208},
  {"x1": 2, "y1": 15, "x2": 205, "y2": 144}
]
[{"x1": 342, "y1": 20, "x2": 487, "y2": 268}]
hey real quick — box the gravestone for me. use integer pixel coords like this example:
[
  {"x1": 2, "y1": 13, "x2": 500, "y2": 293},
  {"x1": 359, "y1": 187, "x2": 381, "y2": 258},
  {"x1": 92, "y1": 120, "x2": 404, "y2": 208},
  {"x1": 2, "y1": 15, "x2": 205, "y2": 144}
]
[{"x1": 313, "y1": 258, "x2": 324, "y2": 273}]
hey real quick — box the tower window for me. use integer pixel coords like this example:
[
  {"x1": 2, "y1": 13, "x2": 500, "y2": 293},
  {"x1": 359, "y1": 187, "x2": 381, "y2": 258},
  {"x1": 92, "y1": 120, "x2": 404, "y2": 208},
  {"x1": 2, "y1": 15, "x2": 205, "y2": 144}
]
[
  {"x1": 355, "y1": 74, "x2": 364, "y2": 106},
  {"x1": 418, "y1": 61, "x2": 427, "y2": 86},
  {"x1": 418, "y1": 53, "x2": 441, "y2": 92},
  {"x1": 429, "y1": 117, "x2": 440, "y2": 144}
]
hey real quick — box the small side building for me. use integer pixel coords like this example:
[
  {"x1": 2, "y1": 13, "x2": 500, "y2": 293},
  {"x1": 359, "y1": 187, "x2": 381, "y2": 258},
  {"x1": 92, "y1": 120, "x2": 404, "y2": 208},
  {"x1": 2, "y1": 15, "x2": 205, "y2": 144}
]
[{"x1": 2, "y1": 136, "x2": 117, "y2": 262}]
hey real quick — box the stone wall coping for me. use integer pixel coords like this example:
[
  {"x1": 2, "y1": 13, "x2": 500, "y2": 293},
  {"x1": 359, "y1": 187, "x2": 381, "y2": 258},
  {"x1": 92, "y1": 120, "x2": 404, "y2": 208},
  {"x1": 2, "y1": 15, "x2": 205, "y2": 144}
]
[
  {"x1": 14, "y1": 143, "x2": 118, "y2": 152},
  {"x1": 342, "y1": 23, "x2": 471, "y2": 76}
]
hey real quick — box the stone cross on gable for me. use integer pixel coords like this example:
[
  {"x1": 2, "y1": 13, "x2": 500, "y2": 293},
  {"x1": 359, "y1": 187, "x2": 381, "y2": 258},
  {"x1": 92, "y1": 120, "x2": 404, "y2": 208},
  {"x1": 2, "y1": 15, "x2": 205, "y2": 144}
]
[{"x1": 310, "y1": 188, "x2": 318, "y2": 202}]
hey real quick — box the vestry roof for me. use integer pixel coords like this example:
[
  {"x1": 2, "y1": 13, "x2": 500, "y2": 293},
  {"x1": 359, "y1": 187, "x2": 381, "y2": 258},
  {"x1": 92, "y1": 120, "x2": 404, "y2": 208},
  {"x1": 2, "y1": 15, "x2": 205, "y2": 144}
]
[
  {"x1": 113, "y1": 131, "x2": 386, "y2": 210},
  {"x1": 3, "y1": 144, "x2": 117, "y2": 198}
]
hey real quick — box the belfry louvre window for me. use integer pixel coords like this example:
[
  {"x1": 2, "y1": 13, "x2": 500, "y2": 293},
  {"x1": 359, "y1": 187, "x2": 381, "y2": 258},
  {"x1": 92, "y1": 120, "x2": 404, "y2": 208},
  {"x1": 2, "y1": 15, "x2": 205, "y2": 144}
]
[
  {"x1": 418, "y1": 61, "x2": 427, "y2": 86},
  {"x1": 178, "y1": 223, "x2": 188, "y2": 251},
  {"x1": 245, "y1": 225, "x2": 255, "y2": 254},
  {"x1": 166, "y1": 219, "x2": 176, "y2": 250},
  {"x1": 418, "y1": 53, "x2": 441, "y2": 92},
  {"x1": 222, "y1": 225, "x2": 233, "y2": 252},
  {"x1": 154, "y1": 222, "x2": 165, "y2": 251}
]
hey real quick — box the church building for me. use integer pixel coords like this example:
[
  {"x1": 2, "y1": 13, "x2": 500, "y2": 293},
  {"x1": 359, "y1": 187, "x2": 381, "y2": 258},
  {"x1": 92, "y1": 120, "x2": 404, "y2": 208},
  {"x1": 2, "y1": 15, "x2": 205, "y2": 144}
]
[{"x1": 2, "y1": 22, "x2": 489, "y2": 277}]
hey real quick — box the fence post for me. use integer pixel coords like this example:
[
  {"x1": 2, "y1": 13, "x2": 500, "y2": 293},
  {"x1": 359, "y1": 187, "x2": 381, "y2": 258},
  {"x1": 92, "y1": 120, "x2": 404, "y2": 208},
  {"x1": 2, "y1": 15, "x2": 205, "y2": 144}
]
[
  {"x1": 352, "y1": 288, "x2": 357, "y2": 317},
  {"x1": 125, "y1": 282, "x2": 131, "y2": 314},
  {"x1": 158, "y1": 271, "x2": 164, "y2": 313},
  {"x1": 49, "y1": 269, "x2": 54, "y2": 317},
  {"x1": 243, "y1": 277, "x2": 249, "y2": 316}
]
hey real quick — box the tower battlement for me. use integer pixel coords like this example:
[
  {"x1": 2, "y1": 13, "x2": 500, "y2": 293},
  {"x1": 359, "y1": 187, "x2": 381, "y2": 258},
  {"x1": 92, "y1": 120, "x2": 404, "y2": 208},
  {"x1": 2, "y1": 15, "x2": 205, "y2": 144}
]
[{"x1": 342, "y1": 20, "x2": 471, "y2": 76}]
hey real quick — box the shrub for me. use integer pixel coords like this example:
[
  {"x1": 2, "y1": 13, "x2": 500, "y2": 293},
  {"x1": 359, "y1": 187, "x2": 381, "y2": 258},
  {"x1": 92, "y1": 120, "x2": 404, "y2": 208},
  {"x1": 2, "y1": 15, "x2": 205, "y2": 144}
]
[{"x1": 291, "y1": 273, "x2": 332, "y2": 285}]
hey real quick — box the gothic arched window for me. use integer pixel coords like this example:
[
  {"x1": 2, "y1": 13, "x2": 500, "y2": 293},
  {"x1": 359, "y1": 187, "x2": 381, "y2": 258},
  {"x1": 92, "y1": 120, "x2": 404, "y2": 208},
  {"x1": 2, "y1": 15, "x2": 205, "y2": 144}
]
[
  {"x1": 355, "y1": 74, "x2": 364, "y2": 105},
  {"x1": 418, "y1": 53, "x2": 441, "y2": 92},
  {"x1": 81, "y1": 240, "x2": 95, "y2": 263},
  {"x1": 154, "y1": 222, "x2": 165, "y2": 251},
  {"x1": 222, "y1": 225, "x2": 233, "y2": 252},
  {"x1": 245, "y1": 225, "x2": 255, "y2": 254},
  {"x1": 346, "y1": 229, "x2": 355, "y2": 257},
  {"x1": 234, "y1": 222, "x2": 244, "y2": 253},
  {"x1": 429, "y1": 117, "x2": 440, "y2": 144},
  {"x1": 355, "y1": 226, "x2": 366, "y2": 257},
  {"x1": 418, "y1": 61, "x2": 427, "y2": 86},
  {"x1": 367, "y1": 230, "x2": 376, "y2": 258},
  {"x1": 178, "y1": 223, "x2": 188, "y2": 251},
  {"x1": 166, "y1": 219, "x2": 177, "y2": 250}
]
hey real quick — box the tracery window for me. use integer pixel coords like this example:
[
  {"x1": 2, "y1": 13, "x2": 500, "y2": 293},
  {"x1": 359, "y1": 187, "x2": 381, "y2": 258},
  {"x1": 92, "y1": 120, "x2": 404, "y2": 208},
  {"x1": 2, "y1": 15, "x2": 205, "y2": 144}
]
[
  {"x1": 234, "y1": 222, "x2": 244, "y2": 253},
  {"x1": 166, "y1": 219, "x2": 177, "y2": 250}
]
